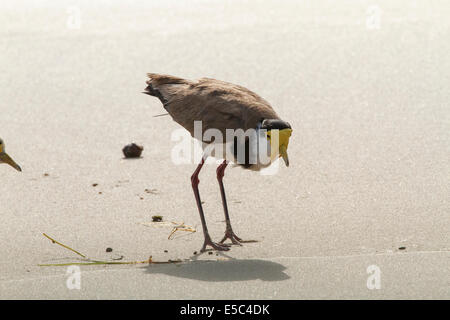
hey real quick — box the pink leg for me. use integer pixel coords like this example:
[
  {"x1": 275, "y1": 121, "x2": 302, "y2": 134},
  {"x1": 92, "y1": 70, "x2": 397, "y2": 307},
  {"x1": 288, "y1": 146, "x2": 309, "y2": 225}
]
[
  {"x1": 191, "y1": 158, "x2": 230, "y2": 252},
  {"x1": 216, "y1": 160, "x2": 242, "y2": 245}
]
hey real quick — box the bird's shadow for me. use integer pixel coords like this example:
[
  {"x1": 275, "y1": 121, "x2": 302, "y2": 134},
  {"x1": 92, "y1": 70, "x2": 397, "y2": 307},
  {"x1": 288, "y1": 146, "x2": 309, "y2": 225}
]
[{"x1": 142, "y1": 256, "x2": 290, "y2": 282}]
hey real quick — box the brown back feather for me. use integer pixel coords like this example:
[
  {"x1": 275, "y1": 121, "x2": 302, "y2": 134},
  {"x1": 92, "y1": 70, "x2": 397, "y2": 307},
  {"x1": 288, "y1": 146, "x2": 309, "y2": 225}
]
[{"x1": 144, "y1": 74, "x2": 280, "y2": 141}]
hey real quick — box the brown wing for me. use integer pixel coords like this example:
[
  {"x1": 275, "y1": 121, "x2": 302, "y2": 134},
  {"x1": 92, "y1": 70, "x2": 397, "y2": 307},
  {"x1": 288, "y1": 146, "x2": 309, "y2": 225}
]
[{"x1": 144, "y1": 74, "x2": 279, "y2": 140}]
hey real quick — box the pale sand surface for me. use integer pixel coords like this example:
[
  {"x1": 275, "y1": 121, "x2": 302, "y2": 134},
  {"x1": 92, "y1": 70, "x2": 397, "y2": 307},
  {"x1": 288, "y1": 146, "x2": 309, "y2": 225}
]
[{"x1": 0, "y1": 0, "x2": 449, "y2": 299}]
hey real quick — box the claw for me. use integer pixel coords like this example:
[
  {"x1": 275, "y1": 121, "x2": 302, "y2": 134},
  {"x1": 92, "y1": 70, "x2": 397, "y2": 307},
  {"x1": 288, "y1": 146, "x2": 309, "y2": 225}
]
[
  {"x1": 201, "y1": 236, "x2": 231, "y2": 252},
  {"x1": 220, "y1": 228, "x2": 242, "y2": 245}
]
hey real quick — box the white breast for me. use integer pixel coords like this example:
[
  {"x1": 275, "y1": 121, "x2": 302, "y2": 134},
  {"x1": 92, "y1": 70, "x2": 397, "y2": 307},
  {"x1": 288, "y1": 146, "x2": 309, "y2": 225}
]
[{"x1": 201, "y1": 128, "x2": 278, "y2": 171}]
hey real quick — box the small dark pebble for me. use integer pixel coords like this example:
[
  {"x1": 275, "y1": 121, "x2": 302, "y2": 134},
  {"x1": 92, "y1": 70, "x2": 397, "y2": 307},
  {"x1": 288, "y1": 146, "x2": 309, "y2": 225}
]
[
  {"x1": 122, "y1": 143, "x2": 143, "y2": 158},
  {"x1": 193, "y1": 251, "x2": 198, "y2": 255},
  {"x1": 398, "y1": 247, "x2": 406, "y2": 250},
  {"x1": 164, "y1": 250, "x2": 168, "y2": 253},
  {"x1": 152, "y1": 215, "x2": 163, "y2": 222},
  {"x1": 106, "y1": 247, "x2": 113, "y2": 252},
  {"x1": 208, "y1": 252, "x2": 213, "y2": 255},
  {"x1": 92, "y1": 183, "x2": 98, "y2": 187},
  {"x1": 43, "y1": 173, "x2": 49, "y2": 177}
]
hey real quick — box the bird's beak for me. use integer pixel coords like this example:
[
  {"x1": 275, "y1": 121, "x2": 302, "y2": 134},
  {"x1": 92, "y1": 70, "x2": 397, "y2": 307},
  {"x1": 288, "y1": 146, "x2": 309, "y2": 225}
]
[
  {"x1": 280, "y1": 145, "x2": 289, "y2": 167},
  {"x1": 278, "y1": 128, "x2": 292, "y2": 167},
  {"x1": 0, "y1": 153, "x2": 22, "y2": 172}
]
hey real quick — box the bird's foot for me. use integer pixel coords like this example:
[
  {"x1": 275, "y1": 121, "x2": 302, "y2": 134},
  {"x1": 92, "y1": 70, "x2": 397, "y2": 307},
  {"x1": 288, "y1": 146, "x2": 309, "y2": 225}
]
[
  {"x1": 220, "y1": 228, "x2": 242, "y2": 245},
  {"x1": 201, "y1": 236, "x2": 231, "y2": 252}
]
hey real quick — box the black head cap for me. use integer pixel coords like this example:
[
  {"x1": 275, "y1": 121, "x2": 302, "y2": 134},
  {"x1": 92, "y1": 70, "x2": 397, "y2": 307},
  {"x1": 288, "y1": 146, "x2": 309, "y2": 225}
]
[{"x1": 260, "y1": 119, "x2": 292, "y2": 131}]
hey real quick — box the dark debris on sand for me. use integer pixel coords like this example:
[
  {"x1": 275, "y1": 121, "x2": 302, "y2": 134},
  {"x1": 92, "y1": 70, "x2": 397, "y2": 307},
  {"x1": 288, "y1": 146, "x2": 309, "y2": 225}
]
[{"x1": 122, "y1": 143, "x2": 143, "y2": 158}]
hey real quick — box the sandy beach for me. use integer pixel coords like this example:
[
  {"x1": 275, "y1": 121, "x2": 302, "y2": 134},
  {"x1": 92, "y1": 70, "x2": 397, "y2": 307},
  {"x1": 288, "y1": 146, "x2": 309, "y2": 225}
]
[{"x1": 0, "y1": 0, "x2": 449, "y2": 299}]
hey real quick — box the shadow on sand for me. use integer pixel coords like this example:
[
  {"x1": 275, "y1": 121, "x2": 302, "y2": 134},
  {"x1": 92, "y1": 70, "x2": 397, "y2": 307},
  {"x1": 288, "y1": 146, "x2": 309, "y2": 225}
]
[{"x1": 142, "y1": 257, "x2": 290, "y2": 282}]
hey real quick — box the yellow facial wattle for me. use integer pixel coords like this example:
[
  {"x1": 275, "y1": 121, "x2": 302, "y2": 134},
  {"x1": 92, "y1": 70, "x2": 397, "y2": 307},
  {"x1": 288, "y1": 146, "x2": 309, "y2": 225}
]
[{"x1": 267, "y1": 128, "x2": 292, "y2": 167}]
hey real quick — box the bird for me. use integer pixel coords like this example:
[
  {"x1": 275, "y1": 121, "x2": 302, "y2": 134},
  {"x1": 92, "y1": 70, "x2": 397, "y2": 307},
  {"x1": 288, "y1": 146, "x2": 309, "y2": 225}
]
[
  {"x1": 0, "y1": 138, "x2": 22, "y2": 172},
  {"x1": 143, "y1": 73, "x2": 292, "y2": 252}
]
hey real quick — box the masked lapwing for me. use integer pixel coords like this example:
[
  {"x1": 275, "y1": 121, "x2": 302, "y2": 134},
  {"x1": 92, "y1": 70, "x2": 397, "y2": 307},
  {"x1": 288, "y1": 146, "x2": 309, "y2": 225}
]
[
  {"x1": 0, "y1": 138, "x2": 22, "y2": 172},
  {"x1": 144, "y1": 74, "x2": 292, "y2": 252}
]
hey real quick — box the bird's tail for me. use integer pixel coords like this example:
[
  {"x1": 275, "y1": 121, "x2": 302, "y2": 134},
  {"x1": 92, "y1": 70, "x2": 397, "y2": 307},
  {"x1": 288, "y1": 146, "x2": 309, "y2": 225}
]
[{"x1": 143, "y1": 73, "x2": 192, "y2": 105}]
